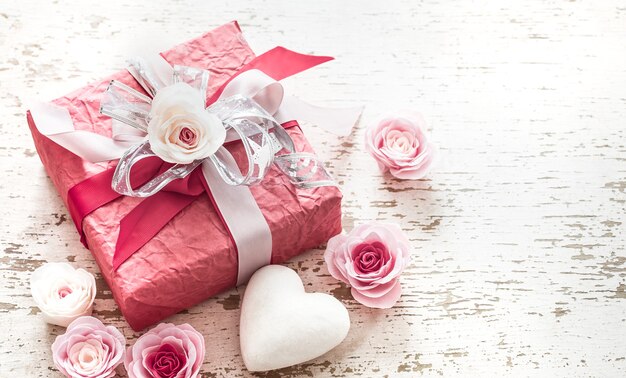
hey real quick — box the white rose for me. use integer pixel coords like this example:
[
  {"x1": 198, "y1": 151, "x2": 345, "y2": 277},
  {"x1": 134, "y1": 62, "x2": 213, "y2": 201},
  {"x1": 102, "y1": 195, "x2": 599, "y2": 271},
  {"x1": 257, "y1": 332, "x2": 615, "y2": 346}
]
[
  {"x1": 148, "y1": 82, "x2": 226, "y2": 164},
  {"x1": 30, "y1": 263, "x2": 97, "y2": 327}
]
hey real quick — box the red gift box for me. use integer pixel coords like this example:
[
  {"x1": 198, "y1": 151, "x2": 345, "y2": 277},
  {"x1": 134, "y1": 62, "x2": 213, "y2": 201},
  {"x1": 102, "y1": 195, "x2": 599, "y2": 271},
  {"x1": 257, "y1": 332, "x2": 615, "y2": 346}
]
[{"x1": 27, "y1": 21, "x2": 342, "y2": 331}]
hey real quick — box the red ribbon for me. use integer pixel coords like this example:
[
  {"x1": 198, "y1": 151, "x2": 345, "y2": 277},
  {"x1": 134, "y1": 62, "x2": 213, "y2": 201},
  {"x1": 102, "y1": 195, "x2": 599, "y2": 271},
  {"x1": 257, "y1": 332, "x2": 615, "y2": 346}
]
[{"x1": 66, "y1": 47, "x2": 332, "y2": 271}]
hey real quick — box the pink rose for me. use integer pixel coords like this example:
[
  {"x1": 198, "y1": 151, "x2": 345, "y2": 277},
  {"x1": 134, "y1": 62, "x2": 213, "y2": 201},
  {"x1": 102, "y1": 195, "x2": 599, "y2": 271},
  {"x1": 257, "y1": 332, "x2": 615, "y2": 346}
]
[
  {"x1": 324, "y1": 223, "x2": 411, "y2": 308},
  {"x1": 124, "y1": 323, "x2": 205, "y2": 378},
  {"x1": 148, "y1": 82, "x2": 225, "y2": 164},
  {"x1": 51, "y1": 316, "x2": 125, "y2": 378},
  {"x1": 364, "y1": 112, "x2": 437, "y2": 179},
  {"x1": 31, "y1": 262, "x2": 97, "y2": 327}
]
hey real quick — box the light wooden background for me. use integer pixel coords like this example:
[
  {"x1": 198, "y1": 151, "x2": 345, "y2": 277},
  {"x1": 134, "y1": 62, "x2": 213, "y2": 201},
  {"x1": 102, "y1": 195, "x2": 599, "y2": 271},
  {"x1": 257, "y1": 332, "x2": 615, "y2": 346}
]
[{"x1": 1, "y1": 1, "x2": 625, "y2": 377}]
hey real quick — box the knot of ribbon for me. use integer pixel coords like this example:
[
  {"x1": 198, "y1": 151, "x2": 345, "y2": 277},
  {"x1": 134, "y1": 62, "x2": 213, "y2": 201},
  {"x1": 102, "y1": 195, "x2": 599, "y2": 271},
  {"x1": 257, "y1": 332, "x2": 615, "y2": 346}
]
[{"x1": 102, "y1": 57, "x2": 335, "y2": 198}]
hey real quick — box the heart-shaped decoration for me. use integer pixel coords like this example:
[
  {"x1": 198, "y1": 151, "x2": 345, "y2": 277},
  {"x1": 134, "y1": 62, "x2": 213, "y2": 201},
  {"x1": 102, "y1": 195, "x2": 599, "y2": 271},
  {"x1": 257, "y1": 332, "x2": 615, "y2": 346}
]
[{"x1": 240, "y1": 265, "x2": 350, "y2": 371}]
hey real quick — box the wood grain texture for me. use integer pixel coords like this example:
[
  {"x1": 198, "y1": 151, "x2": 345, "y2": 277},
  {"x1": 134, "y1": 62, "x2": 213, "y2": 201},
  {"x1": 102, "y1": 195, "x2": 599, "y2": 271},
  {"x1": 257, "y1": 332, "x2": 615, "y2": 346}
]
[{"x1": 1, "y1": 0, "x2": 625, "y2": 376}]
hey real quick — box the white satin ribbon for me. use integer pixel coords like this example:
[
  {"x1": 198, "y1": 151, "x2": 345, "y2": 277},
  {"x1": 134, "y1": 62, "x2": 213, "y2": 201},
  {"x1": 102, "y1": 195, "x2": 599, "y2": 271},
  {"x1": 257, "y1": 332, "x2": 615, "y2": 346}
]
[
  {"x1": 201, "y1": 159, "x2": 272, "y2": 285},
  {"x1": 219, "y1": 68, "x2": 362, "y2": 136},
  {"x1": 30, "y1": 102, "x2": 134, "y2": 162},
  {"x1": 112, "y1": 121, "x2": 147, "y2": 143},
  {"x1": 31, "y1": 56, "x2": 361, "y2": 161},
  {"x1": 277, "y1": 95, "x2": 362, "y2": 136}
]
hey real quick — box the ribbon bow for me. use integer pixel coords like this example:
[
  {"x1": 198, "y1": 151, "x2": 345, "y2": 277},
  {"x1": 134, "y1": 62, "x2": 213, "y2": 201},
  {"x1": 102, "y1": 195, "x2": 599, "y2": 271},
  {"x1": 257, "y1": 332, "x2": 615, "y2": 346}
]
[{"x1": 101, "y1": 55, "x2": 336, "y2": 198}]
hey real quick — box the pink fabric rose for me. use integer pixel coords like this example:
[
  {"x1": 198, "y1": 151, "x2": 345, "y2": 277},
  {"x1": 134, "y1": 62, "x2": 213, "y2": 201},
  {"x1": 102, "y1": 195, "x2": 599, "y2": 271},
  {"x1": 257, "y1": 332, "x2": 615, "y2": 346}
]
[
  {"x1": 364, "y1": 112, "x2": 437, "y2": 179},
  {"x1": 324, "y1": 223, "x2": 411, "y2": 308},
  {"x1": 124, "y1": 323, "x2": 205, "y2": 378},
  {"x1": 51, "y1": 316, "x2": 125, "y2": 378}
]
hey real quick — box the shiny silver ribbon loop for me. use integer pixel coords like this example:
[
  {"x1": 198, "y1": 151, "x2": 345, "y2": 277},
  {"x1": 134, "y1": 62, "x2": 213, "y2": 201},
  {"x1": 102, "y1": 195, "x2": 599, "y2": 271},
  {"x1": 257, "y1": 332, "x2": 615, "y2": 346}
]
[
  {"x1": 111, "y1": 141, "x2": 203, "y2": 198},
  {"x1": 274, "y1": 153, "x2": 336, "y2": 188},
  {"x1": 171, "y1": 64, "x2": 209, "y2": 100},
  {"x1": 207, "y1": 95, "x2": 280, "y2": 186},
  {"x1": 100, "y1": 80, "x2": 151, "y2": 133},
  {"x1": 127, "y1": 57, "x2": 167, "y2": 98}
]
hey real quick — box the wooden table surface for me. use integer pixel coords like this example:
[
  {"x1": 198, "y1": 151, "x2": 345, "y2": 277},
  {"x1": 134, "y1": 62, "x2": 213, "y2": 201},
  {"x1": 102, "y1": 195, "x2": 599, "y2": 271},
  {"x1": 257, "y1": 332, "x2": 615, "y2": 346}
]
[{"x1": 2, "y1": 1, "x2": 625, "y2": 377}]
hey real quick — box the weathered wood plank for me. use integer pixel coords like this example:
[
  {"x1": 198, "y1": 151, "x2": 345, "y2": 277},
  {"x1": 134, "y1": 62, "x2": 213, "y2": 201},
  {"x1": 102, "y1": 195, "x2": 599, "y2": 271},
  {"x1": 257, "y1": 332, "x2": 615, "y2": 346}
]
[{"x1": 1, "y1": 1, "x2": 625, "y2": 376}]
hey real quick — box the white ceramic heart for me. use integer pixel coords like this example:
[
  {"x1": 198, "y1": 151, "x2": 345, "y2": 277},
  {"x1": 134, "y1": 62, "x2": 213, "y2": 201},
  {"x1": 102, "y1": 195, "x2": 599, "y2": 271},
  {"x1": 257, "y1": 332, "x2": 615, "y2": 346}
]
[{"x1": 240, "y1": 265, "x2": 350, "y2": 372}]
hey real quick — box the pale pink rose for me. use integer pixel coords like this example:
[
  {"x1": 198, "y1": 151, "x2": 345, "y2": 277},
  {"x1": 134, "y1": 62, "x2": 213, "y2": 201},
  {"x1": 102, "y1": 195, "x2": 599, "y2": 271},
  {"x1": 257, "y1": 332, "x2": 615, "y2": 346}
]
[
  {"x1": 324, "y1": 223, "x2": 411, "y2": 308},
  {"x1": 31, "y1": 262, "x2": 97, "y2": 327},
  {"x1": 148, "y1": 82, "x2": 225, "y2": 164},
  {"x1": 51, "y1": 316, "x2": 125, "y2": 378},
  {"x1": 364, "y1": 112, "x2": 437, "y2": 180},
  {"x1": 124, "y1": 323, "x2": 205, "y2": 378}
]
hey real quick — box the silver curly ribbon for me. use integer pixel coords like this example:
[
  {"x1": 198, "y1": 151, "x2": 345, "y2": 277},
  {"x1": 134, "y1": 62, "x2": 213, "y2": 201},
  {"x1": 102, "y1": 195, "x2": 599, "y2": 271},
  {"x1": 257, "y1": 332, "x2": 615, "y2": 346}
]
[{"x1": 100, "y1": 59, "x2": 335, "y2": 198}]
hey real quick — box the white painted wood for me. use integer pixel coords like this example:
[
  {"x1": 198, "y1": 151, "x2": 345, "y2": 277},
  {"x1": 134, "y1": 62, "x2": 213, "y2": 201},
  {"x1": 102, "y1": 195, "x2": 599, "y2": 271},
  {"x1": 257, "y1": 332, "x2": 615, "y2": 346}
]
[{"x1": 1, "y1": 1, "x2": 625, "y2": 376}]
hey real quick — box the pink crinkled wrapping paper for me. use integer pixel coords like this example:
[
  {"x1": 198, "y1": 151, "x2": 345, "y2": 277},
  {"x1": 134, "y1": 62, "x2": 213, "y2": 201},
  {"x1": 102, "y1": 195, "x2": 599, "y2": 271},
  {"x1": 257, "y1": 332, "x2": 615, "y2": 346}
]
[{"x1": 26, "y1": 21, "x2": 342, "y2": 331}]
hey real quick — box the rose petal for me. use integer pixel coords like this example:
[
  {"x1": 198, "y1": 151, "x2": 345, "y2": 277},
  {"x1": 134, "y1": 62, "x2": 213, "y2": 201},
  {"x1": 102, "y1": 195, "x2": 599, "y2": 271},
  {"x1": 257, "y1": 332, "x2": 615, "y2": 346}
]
[
  {"x1": 324, "y1": 234, "x2": 350, "y2": 283},
  {"x1": 350, "y1": 280, "x2": 403, "y2": 309}
]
